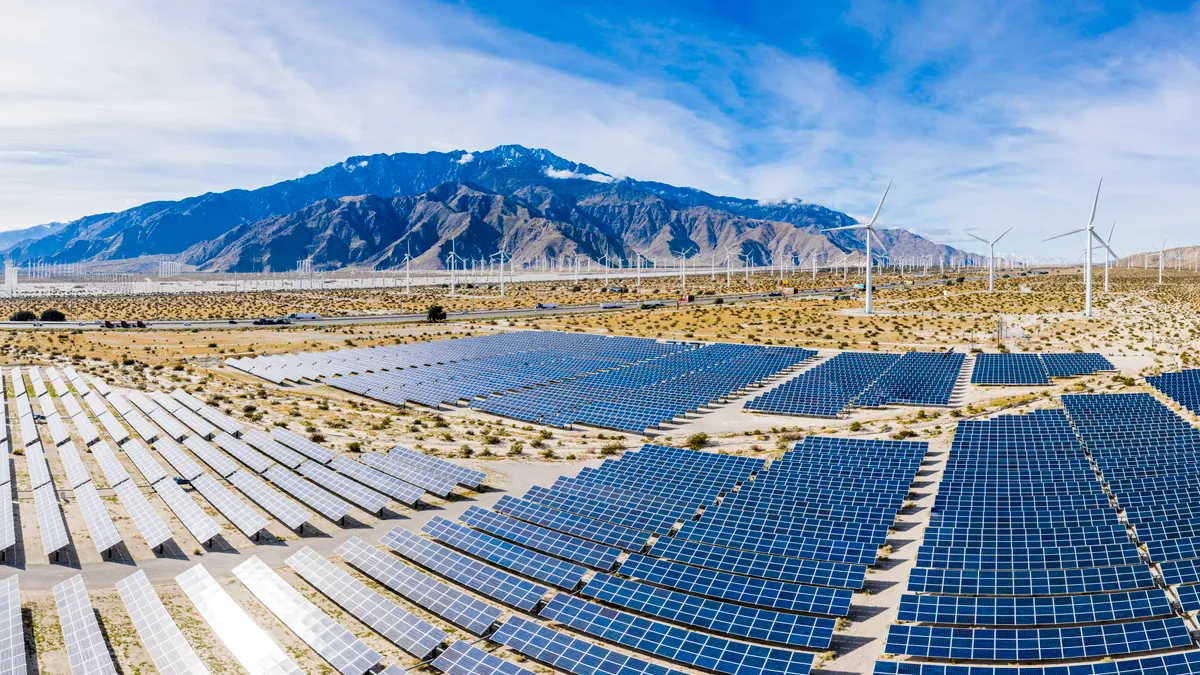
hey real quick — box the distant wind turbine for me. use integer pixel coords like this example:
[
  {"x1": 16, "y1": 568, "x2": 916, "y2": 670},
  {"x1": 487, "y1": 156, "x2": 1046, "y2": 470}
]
[
  {"x1": 824, "y1": 181, "x2": 891, "y2": 315},
  {"x1": 966, "y1": 227, "x2": 1013, "y2": 293},
  {"x1": 1104, "y1": 221, "x2": 1115, "y2": 294},
  {"x1": 1043, "y1": 179, "x2": 1117, "y2": 317}
]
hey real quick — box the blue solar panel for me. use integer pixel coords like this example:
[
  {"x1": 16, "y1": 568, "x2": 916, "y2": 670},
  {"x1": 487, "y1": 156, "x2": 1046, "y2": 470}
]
[
  {"x1": 380, "y1": 527, "x2": 549, "y2": 611},
  {"x1": 539, "y1": 594, "x2": 815, "y2": 675},
  {"x1": 906, "y1": 565, "x2": 1157, "y2": 596},
  {"x1": 873, "y1": 651, "x2": 1200, "y2": 675},
  {"x1": 458, "y1": 506, "x2": 621, "y2": 570},
  {"x1": 493, "y1": 496, "x2": 649, "y2": 551},
  {"x1": 885, "y1": 618, "x2": 1193, "y2": 661},
  {"x1": 647, "y1": 537, "x2": 867, "y2": 590},
  {"x1": 617, "y1": 553, "x2": 852, "y2": 615},
  {"x1": 970, "y1": 353, "x2": 1050, "y2": 385},
  {"x1": 581, "y1": 572, "x2": 836, "y2": 648},
  {"x1": 423, "y1": 517, "x2": 587, "y2": 590},
  {"x1": 896, "y1": 590, "x2": 1174, "y2": 626},
  {"x1": 744, "y1": 351, "x2": 900, "y2": 417},
  {"x1": 491, "y1": 615, "x2": 691, "y2": 675}
]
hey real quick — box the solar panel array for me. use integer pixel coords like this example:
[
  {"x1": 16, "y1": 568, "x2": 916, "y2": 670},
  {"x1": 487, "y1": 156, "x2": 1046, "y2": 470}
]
[
  {"x1": 1147, "y1": 369, "x2": 1200, "y2": 416},
  {"x1": 744, "y1": 351, "x2": 901, "y2": 417},
  {"x1": 53, "y1": 575, "x2": 118, "y2": 674},
  {"x1": 116, "y1": 570, "x2": 210, "y2": 675},
  {"x1": 874, "y1": 406, "x2": 1189, "y2": 674},
  {"x1": 0, "y1": 576, "x2": 25, "y2": 674},
  {"x1": 232, "y1": 556, "x2": 383, "y2": 675},
  {"x1": 971, "y1": 352, "x2": 1115, "y2": 385},
  {"x1": 855, "y1": 351, "x2": 967, "y2": 407},
  {"x1": 1062, "y1": 393, "x2": 1200, "y2": 620}
]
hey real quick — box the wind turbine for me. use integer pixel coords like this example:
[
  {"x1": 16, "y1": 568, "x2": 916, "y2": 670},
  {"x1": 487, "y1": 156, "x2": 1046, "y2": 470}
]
[
  {"x1": 722, "y1": 245, "x2": 735, "y2": 287},
  {"x1": 1103, "y1": 221, "x2": 1115, "y2": 294},
  {"x1": 446, "y1": 237, "x2": 462, "y2": 296},
  {"x1": 965, "y1": 227, "x2": 1012, "y2": 292},
  {"x1": 1043, "y1": 179, "x2": 1117, "y2": 317},
  {"x1": 824, "y1": 181, "x2": 891, "y2": 315},
  {"x1": 490, "y1": 246, "x2": 510, "y2": 297}
]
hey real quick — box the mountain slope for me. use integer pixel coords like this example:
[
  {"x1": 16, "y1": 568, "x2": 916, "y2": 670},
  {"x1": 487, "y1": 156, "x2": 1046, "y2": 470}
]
[{"x1": 7, "y1": 145, "x2": 976, "y2": 270}]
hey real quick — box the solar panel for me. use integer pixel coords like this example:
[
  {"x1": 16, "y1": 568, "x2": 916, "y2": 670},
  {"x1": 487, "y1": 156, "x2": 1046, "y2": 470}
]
[
  {"x1": 242, "y1": 430, "x2": 304, "y2": 469},
  {"x1": 337, "y1": 536, "x2": 503, "y2": 635},
  {"x1": 0, "y1": 577, "x2": 23, "y2": 673},
  {"x1": 106, "y1": 392, "x2": 134, "y2": 417},
  {"x1": 46, "y1": 414, "x2": 71, "y2": 446},
  {"x1": 81, "y1": 392, "x2": 108, "y2": 417},
  {"x1": 152, "y1": 439, "x2": 205, "y2": 481},
  {"x1": 148, "y1": 408, "x2": 189, "y2": 442},
  {"x1": 647, "y1": 536, "x2": 867, "y2": 590},
  {"x1": 74, "y1": 482, "x2": 122, "y2": 555},
  {"x1": 264, "y1": 466, "x2": 353, "y2": 522},
  {"x1": 884, "y1": 617, "x2": 1194, "y2": 661},
  {"x1": 70, "y1": 414, "x2": 100, "y2": 447},
  {"x1": 169, "y1": 388, "x2": 204, "y2": 412},
  {"x1": 195, "y1": 406, "x2": 243, "y2": 436},
  {"x1": 287, "y1": 547, "x2": 446, "y2": 659},
  {"x1": 191, "y1": 474, "x2": 268, "y2": 538},
  {"x1": 895, "y1": 590, "x2": 1174, "y2": 626},
  {"x1": 492, "y1": 615, "x2": 693, "y2": 675},
  {"x1": 423, "y1": 517, "x2": 587, "y2": 590},
  {"x1": 111, "y1": 480, "x2": 173, "y2": 549},
  {"x1": 18, "y1": 414, "x2": 37, "y2": 447},
  {"x1": 226, "y1": 470, "x2": 311, "y2": 530},
  {"x1": 175, "y1": 564, "x2": 305, "y2": 675},
  {"x1": 270, "y1": 427, "x2": 336, "y2": 464},
  {"x1": 88, "y1": 377, "x2": 111, "y2": 397},
  {"x1": 906, "y1": 565, "x2": 1157, "y2": 596},
  {"x1": 459, "y1": 506, "x2": 622, "y2": 569},
  {"x1": 53, "y1": 575, "x2": 118, "y2": 675},
  {"x1": 122, "y1": 439, "x2": 168, "y2": 485},
  {"x1": 169, "y1": 406, "x2": 217, "y2": 440},
  {"x1": 618, "y1": 553, "x2": 852, "y2": 615},
  {"x1": 493, "y1": 496, "x2": 649, "y2": 551},
  {"x1": 381, "y1": 527, "x2": 550, "y2": 611},
  {"x1": 34, "y1": 483, "x2": 69, "y2": 555},
  {"x1": 148, "y1": 391, "x2": 181, "y2": 413},
  {"x1": 96, "y1": 411, "x2": 129, "y2": 445},
  {"x1": 361, "y1": 453, "x2": 456, "y2": 497},
  {"x1": 121, "y1": 409, "x2": 160, "y2": 443},
  {"x1": 0, "y1": 497, "x2": 14, "y2": 554},
  {"x1": 61, "y1": 392, "x2": 84, "y2": 418},
  {"x1": 387, "y1": 445, "x2": 486, "y2": 488},
  {"x1": 86, "y1": 440, "x2": 128, "y2": 487},
  {"x1": 583, "y1": 572, "x2": 836, "y2": 648},
  {"x1": 327, "y1": 456, "x2": 423, "y2": 506},
  {"x1": 540, "y1": 593, "x2": 815, "y2": 675},
  {"x1": 116, "y1": 570, "x2": 211, "y2": 675},
  {"x1": 0, "y1": 442, "x2": 9, "y2": 487},
  {"x1": 431, "y1": 641, "x2": 536, "y2": 675},
  {"x1": 57, "y1": 441, "x2": 92, "y2": 489},
  {"x1": 212, "y1": 433, "x2": 274, "y2": 473},
  {"x1": 232, "y1": 556, "x2": 382, "y2": 675},
  {"x1": 873, "y1": 652, "x2": 1200, "y2": 675},
  {"x1": 296, "y1": 460, "x2": 390, "y2": 514},
  {"x1": 153, "y1": 478, "x2": 222, "y2": 545},
  {"x1": 183, "y1": 436, "x2": 240, "y2": 478}
]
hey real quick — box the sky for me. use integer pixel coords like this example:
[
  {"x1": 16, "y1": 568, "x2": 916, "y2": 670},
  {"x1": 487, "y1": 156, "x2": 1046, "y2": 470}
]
[{"x1": 2, "y1": 0, "x2": 1198, "y2": 258}]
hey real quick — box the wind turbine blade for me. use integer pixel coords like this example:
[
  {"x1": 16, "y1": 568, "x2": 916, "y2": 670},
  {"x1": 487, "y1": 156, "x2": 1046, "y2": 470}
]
[
  {"x1": 1091, "y1": 231, "x2": 1118, "y2": 259},
  {"x1": 866, "y1": 181, "x2": 892, "y2": 228},
  {"x1": 1087, "y1": 178, "x2": 1102, "y2": 229},
  {"x1": 965, "y1": 232, "x2": 990, "y2": 245},
  {"x1": 1043, "y1": 228, "x2": 1086, "y2": 242},
  {"x1": 992, "y1": 226, "x2": 1013, "y2": 245},
  {"x1": 1107, "y1": 220, "x2": 1116, "y2": 245},
  {"x1": 823, "y1": 224, "x2": 867, "y2": 233}
]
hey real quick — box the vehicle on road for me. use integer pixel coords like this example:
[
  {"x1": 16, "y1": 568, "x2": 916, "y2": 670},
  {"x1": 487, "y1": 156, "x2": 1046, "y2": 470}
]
[
  {"x1": 103, "y1": 321, "x2": 114, "y2": 328},
  {"x1": 136, "y1": 320, "x2": 147, "y2": 328},
  {"x1": 600, "y1": 302, "x2": 622, "y2": 309},
  {"x1": 119, "y1": 320, "x2": 131, "y2": 328},
  {"x1": 286, "y1": 313, "x2": 320, "y2": 320}
]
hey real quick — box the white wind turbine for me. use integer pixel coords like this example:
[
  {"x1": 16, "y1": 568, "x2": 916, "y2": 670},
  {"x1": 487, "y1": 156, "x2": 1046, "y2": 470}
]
[
  {"x1": 1103, "y1": 221, "x2": 1115, "y2": 294},
  {"x1": 965, "y1": 226, "x2": 1013, "y2": 292},
  {"x1": 721, "y1": 245, "x2": 736, "y2": 287},
  {"x1": 824, "y1": 181, "x2": 891, "y2": 315},
  {"x1": 1043, "y1": 179, "x2": 1117, "y2": 317}
]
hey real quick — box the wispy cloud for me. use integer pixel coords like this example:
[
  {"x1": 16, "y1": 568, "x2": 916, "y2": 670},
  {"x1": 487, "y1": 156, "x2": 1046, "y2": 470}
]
[{"x1": 1, "y1": 0, "x2": 1198, "y2": 258}]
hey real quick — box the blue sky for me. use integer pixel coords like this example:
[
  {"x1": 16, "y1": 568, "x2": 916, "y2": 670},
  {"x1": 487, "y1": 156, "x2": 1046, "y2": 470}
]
[{"x1": 2, "y1": 0, "x2": 1199, "y2": 257}]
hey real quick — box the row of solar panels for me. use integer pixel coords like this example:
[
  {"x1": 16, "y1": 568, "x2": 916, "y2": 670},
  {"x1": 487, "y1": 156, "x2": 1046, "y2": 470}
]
[
  {"x1": 970, "y1": 352, "x2": 1116, "y2": 385},
  {"x1": 874, "y1": 397, "x2": 1200, "y2": 675},
  {"x1": 5, "y1": 366, "x2": 487, "y2": 563},
  {"x1": 745, "y1": 350, "x2": 966, "y2": 418},
  {"x1": 312, "y1": 439, "x2": 926, "y2": 675},
  {"x1": 229, "y1": 331, "x2": 688, "y2": 384}
]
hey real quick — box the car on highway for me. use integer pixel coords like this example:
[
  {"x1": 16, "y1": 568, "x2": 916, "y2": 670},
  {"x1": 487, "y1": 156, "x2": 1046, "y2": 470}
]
[
  {"x1": 119, "y1": 320, "x2": 131, "y2": 328},
  {"x1": 103, "y1": 320, "x2": 114, "y2": 328},
  {"x1": 136, "y1": 320, "x2": 147, "y2": 328}
]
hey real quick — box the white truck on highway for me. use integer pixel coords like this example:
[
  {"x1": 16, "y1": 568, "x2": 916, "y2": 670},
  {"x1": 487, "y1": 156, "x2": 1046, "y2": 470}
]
[{"x1": 286, "y1": 313, "x2": 321, "y2": 320}]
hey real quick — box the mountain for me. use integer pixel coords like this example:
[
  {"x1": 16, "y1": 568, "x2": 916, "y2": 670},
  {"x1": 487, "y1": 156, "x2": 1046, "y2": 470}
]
[
  {"x1": 7, "y1": 145, "x2": 978, "y2": 271},
  {"x1": 0, "y1": 222, "x2": 66, "y2": 250}
]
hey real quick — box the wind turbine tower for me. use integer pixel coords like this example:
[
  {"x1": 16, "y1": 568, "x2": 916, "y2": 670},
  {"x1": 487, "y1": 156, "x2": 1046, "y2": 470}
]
[{"x1": 824, "y1": 181, "x2": 891, "y2": 315}]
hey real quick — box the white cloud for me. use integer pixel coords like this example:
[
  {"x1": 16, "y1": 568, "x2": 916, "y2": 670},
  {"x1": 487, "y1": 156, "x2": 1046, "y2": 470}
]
[
  {"x1": 543, "y1": 167, "x2": 615, "y2": 183},
  {"x1": 456, "y1": 152, "x2": 474, "y2": 164}
]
